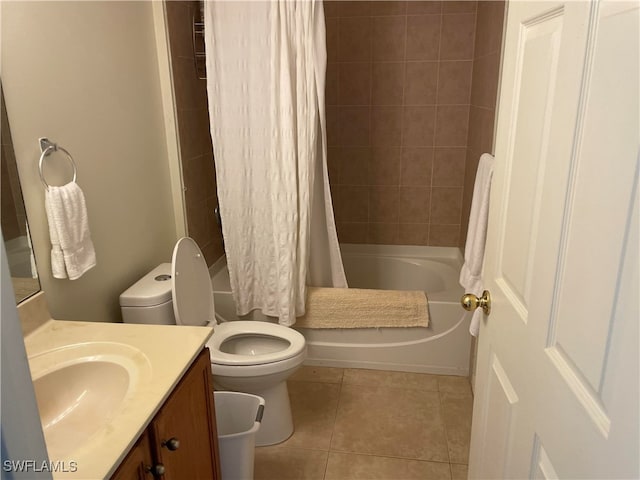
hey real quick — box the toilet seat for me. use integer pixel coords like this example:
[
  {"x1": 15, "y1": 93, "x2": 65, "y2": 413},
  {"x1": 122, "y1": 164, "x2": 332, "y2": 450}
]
[
  {"x1": 207, "y1": 321, "x2": 306, "y2": 366},
  {"x1": 171, "y1": 238, "x2": 306, "y2": 368}
]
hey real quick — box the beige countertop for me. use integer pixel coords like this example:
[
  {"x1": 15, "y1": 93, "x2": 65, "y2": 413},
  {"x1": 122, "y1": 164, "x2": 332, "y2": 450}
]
[{"x1": 24, "y1": 318, "x2": 214, "y2": 479}]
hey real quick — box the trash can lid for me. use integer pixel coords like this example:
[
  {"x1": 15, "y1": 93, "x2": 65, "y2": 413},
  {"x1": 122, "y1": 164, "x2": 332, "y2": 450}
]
[{"x1": 214, "y1": 391, "x2": 265, "y2": 437}]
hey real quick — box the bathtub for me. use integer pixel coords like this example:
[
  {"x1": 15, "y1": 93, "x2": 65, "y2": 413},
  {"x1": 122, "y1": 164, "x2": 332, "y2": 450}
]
[{"x1": 210, "y1": 244, "x2": 471, "y2": 376}]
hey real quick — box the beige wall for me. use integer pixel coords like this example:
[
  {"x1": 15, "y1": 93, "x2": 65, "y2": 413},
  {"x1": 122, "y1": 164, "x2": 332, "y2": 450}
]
[
  {"x1": 325, "y1": 0, "x2": 478, "y2": 246},
  {"x1": 2, "y1": 1, "x2": 178, "y2": 322}
]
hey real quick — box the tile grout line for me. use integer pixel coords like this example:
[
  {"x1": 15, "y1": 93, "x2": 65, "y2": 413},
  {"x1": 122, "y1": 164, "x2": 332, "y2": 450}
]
[
  {"x1": 428, "y1": 8, "x2": 444, "y2": 246},
  {"x1": 438, "y1": 384, "x2": 454, "y2": 466},
  {"x1": 326, "y1": 447, "x2": 458, "y2": 465},
  {"x1": 365, "y1": 12, "x2": 373, "y2": 244},
  {"x1": 398, "y1": 8, "x2": 409, "y2": 243},
  {"x1": 321, "y1": 369, "x2": 344, "y2": 480}
]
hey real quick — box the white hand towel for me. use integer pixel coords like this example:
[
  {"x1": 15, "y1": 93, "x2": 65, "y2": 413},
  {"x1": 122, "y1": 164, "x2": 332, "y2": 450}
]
[
  {"x1": 44, "y1": 182, "x2": 96, "y2": 280},
  {"x1": 460, "y1": 153, "x2": 495, "y2": 336},
  {"x1": 44, "y1": 193, "x2": 66, "y2": 279}
]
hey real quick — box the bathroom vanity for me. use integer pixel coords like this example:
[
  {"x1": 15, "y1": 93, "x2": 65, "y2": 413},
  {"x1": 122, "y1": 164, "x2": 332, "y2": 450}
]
[
  {"x1": 111, "y1": 348, "x2": 220, "y2": 479},
  {"x1": 19, "y1": 293, "x2": 221, "y2": 479}
]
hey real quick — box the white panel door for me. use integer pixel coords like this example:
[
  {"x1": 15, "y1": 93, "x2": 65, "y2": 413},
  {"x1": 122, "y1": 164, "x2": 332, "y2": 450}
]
[{"x1": 469, "y1": 1, "x2": 639, "y2": 478}]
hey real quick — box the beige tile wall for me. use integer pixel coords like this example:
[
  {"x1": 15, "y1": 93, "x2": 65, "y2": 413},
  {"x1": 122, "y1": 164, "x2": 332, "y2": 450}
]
[
  {"x1": 326, "y1": 1, "x2": 479, "y2": 246},
  {"x1": 460, "y1": 1, "x2": 505, "y2": 249},
  {"x1": 166, "y1": 0, "x2": 503, "y2": 254},
  {"x1": 165, "y1": 1, "x2": 224, "y2": 266}
]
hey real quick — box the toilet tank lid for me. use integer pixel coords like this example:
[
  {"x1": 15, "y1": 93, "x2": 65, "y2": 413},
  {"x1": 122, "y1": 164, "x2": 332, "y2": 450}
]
[{"x1": 119, "y1": 263, "x2": 173, "y2": 308}]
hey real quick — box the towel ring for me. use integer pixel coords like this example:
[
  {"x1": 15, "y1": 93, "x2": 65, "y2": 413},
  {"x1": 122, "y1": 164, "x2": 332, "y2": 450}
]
[{"x1": 38, "y1": 138, "x2": 77, "y2": 189}]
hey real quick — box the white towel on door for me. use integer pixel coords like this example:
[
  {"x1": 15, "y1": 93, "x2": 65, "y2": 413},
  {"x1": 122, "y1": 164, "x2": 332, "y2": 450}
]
[
  {"x1": 44, "y1": 182, "x2": 96, "y2": 280},
  {"x1": 460, "y1": 153, "x2": 495, "y2": 336}
]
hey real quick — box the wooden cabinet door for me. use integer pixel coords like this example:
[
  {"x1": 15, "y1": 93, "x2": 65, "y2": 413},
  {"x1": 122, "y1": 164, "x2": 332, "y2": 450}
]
[
  {"x1": 150, "y1": 348, "x2": 221, "y2": 480},
  {"x1": 111, "y1": 432, "x2": 154, "y2": 480}
]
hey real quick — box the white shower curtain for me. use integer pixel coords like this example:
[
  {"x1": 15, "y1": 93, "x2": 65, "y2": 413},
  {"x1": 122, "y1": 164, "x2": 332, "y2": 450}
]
[{"x1": 204, "y1": 0, "x2": 347, "y2": 326}]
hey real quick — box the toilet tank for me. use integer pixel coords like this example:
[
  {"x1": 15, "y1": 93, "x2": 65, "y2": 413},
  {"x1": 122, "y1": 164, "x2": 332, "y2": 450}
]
[{"x1": 120, "y1": 263, "x2": 176, "y2": 325}]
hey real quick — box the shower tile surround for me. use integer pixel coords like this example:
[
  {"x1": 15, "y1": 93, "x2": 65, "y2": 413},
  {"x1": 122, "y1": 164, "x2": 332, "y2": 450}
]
[
  {"x1": 165, "y1": 0, "x2": 504, "y2": 254},
  {"x1": 326, "y1": 1, "x2": 478, "y2": 247},
  {"x1": 326, "y1": 1, "x2": 503, "y2": 249},
  {"x1": 165, "y1": 1, "x2": 224, "y2": 266},
  {"x1": 460, "y1": 0, "x2": 505, "y2": 249},
  {"x1": 254, "y1": 366, "x2": 473, "y2": 479}
]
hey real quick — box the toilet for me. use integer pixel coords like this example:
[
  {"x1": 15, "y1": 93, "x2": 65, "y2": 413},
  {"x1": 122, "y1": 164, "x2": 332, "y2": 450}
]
[{"x1": 119, "y1": 237, "x2": 306, "y2": 446}]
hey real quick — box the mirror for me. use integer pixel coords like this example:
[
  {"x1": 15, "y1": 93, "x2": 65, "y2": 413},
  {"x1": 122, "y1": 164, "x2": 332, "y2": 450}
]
[{"x1": 1, "y1": 84, "x2": 41, "y2": 302}]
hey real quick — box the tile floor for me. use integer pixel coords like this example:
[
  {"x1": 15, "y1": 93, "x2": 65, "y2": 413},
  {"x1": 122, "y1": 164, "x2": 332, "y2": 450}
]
[{"x1": 254, "y1": 367, "x2": 473, "y2": 480}]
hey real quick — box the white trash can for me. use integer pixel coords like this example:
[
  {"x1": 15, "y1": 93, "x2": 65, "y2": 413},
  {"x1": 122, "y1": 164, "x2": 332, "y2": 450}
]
[{"x1": 214, "y1": 391, "x2": 265, "y2": 480}]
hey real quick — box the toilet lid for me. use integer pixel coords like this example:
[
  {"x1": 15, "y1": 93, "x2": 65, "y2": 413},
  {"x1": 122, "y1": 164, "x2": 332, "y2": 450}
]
[{"x1": 171, "y1": 237, "x2": 216, "y2": 327}]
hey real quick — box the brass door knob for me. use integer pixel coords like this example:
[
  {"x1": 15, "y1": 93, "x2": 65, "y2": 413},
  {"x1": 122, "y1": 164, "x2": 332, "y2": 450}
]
[{"x1": 461, "y1": 290, "x2": 491, "y2": 315}]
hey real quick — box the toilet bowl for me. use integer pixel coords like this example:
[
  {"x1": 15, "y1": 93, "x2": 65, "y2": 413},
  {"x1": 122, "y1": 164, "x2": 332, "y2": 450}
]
[{"x1": 119, "y1": 237, "x2": 306, "y2": 446}]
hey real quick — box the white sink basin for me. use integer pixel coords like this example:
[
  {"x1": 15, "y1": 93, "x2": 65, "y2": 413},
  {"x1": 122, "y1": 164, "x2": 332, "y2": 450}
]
[{"x1": 29, "y1": 342, "x2": 151, "y2": 459}]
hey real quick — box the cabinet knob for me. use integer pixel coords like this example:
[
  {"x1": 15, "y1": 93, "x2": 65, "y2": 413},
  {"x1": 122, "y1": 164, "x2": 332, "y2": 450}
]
[
  {"x1": 161, "y1": 437, "x2": 180, "y2": 451},
  {"x1": 145, "y1": 463, "x2": 165, "y2": 477}
]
